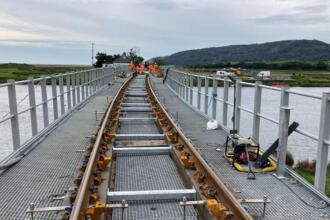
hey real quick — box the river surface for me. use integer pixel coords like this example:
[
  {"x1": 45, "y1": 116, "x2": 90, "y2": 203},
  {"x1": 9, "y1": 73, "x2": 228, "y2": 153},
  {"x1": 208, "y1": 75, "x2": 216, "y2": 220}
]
[{"x1": 0, "y1": 85, "x2": 330, "y2": 164}]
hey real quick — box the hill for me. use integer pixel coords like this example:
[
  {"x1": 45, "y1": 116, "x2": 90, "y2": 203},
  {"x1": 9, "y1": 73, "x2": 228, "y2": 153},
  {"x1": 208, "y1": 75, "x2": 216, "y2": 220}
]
[{"x1": 161, "y1": 40, "x2": 330, "y2": 66}]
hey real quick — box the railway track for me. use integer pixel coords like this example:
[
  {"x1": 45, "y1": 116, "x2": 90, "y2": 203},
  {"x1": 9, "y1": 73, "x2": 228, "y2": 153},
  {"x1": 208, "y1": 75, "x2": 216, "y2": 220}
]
[{"x1": 57, "y1": 74, "x2": 252, "y2": 220}]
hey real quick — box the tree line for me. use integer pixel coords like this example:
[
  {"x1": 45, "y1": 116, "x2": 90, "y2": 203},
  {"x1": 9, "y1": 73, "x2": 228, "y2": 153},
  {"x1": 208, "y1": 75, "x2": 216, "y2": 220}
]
[{"x1": 190, "y1": 61, "x2": 330, "y2": 70}]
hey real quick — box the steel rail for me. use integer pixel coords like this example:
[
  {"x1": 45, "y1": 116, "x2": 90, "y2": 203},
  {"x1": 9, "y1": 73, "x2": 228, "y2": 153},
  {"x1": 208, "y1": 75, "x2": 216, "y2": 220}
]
[
  {"x1": 69, "y1": 76, "x2": 132, "y2": 220},
  {"x1": 146, "y1": 75, "x2": 253, "y2": 220}
]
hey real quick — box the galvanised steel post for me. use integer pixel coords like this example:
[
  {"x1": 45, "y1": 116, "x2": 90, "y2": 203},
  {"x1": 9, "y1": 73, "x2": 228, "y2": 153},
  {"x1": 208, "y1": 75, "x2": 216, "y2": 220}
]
[
  {"x1": 182, "y1": 73, "x2": 185, "y2": 99},
  {"x1": 276, "y1": 85, "x2": 290, "y2": 178},
  {"x1": 315, "y1": 92, "x2": 330, "y2": 193},
  {"x1": 185, "y1": 75, "x2": 189, "y2": 102},
  {"x1": 235, "y1": 79, "x2": 242, "y2": 133},
  {"x1": 76, "y1": 72, "x2": 80, "y2": 104},
  {"x1": 223, "y1": 78, "x2": 229, "y2": 127},
  {"x1": 204, "y1": 76, "x2": 209, "y2": 115},
  {"x1": 212, "y1": 77, "x2": 217, "y2": 119},
  {"x1": 85, "y1": 71, "x2": 89, "y2": 98},
  {"x1": 51, "y1": 76, "x2": 58, "y2": 120},
  {"x1": 66, "y1": 74, "x2": 72, "y2": 110},
  {"x1": 41, "y1": 76, "x2": 49, "y2": 128},
  {"x1": 180, "y1": 72, "x2": 184, "y2": 98},
  {"x1": 252, "y1": 81, "x2": 262, "y2": 142},
  {"x1": 28, "y1": 77, "x2": 38, "y2": 136},
  {"x1": 72, "y1": 73, "x2": 76, "y2": 106},
  {"x1": 197, "y1": 75, "x2": 201, "y2": 110},
  {"x1": 7, "y1": 79, "x2": 20, "y2": 150},
  {"x1": 93, "y1": 70, "x2": 97, "y2": 92},
  {"x1": 59, "y1": 74, "x2": 65, "y2": 115},
  {"x1": 189, "y1": 75, "x2": 193, "y2": 105},
  {"x1": 81, "y1": 72, "x2": 85, "y2": 100}
]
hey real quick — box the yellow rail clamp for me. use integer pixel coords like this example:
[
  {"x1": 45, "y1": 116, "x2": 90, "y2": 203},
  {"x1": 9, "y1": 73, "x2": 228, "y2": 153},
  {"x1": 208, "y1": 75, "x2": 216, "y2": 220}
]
[
  {"x1": 97, "y1": 156, "x2": 112, "y2": 171},
  {"x1": 167, "y1": 131, "x2": 178, "y2": 144},
  {"x1": 202, "y1": 184, "x2": 217, "y2": 198},
  {"x1": 180, "y1": 154, "x2": 195, "y2": 169},
  {"x1": 206, "y1": 199, "x2": 227, "y2": 220},
  {"x1": 90, "y1": 192, "x2": 99, "y2": 203},
  {"x1": 175, "y1": 143, "x2": 184, "y2": 151},
  {"x1": 193, "y1": 171, "x2": 205, "y2": 184},
  {"x1": 104, "y1": 134, "x2": 115, "y2": 143},
  {"x1": 85, "y1": 201, "x2": 106, "y2": 220}
]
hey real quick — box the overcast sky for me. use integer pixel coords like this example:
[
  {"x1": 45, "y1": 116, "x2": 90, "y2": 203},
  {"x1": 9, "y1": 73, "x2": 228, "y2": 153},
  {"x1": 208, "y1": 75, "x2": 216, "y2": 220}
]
[{"x1": 0, "y1": 0, "x2": 329, "y2": 64}]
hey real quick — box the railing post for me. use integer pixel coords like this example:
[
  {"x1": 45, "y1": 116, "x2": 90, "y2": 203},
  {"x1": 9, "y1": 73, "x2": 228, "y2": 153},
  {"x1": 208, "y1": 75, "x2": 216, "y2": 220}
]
[
  {"x1": 315, "y1": 92, "x2": 330, "y2": 193},
  {"x1": 51, "y1": 76, "x2": 58, "y2": 120},
  {"x1": 276, "y1": 85, "x2": 290, "y2": 178},
  {"x1": 59, "y1": 74, "x2": 65, "y2": 115},
  {"x1": 181, "y1": 73, "x2": 185, "y2": 98},
  {"x1": 41, "y1": 76, "x2": 49, "y2": 128},
  {"x1": 72, "y1": 73, "x2": 76, "y2": 106},
  {"x1": 85, "y1": 71, "x2": 89, "y2": 98},
  {"x1": 189, "y1": 75, "x2": 193, "y2": 105},
  {"x1": 223, "y1": 78, "x2": 229, "y2": 127},
  {"x1": 212, "y1": 77, "x2": 217, "y2": 119},
  {"x1": 204, "y1": 76, "x2": 209, "y2": 115},
  {"x1": 252, "y1": 81, "x2": 262, "y2": 142},
  {"x1": 76, "y1": 72, "x2": 80, "y2": 104},
  {"x1": 7, "y1": 79, "x2": 20, "y2": 150},
  {"x1": 93, "y1": 71, "x2": 97, "y2": 92},
  {"x1": 197, "y1": 75, "x2": 201, "y2": 110},
  {"x1": 66, "y1": 74, "x2": 72, "y2": 110},
  {"x1": 185, "y1": 75, "x2": 189, "y2": 102},
  {"x1": 27, "y1": 77, "x2": 38, "y2": 136},
  {"x1": 81, "y1": 72, "x2": 85, "y2": 100},
  {"x1": 235, "y1": 79, "x2": 242, "y2": 133}
]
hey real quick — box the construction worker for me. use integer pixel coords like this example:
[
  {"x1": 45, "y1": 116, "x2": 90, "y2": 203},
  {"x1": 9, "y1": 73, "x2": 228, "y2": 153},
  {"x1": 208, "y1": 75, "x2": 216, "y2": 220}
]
[
  {"x1": 148, "y1": 64, "x2": 153, "y2": 74},
  {"x1": 154, "y1": 63, "x2": 158, "y2": 77},
  {"x1": 130, "y1": 61, "x2": 135, "y2": 72}
]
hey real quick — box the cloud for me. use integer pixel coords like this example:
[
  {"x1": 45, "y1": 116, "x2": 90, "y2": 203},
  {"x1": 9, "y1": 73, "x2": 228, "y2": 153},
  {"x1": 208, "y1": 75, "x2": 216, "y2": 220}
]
[{"x1": 0, "y1": 0, "x2": 329, "y2": 64}]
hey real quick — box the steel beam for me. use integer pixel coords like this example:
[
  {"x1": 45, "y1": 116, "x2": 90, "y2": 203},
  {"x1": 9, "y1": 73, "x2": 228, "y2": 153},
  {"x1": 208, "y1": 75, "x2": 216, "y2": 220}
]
[
  {"x1": 120, "y1": 107, "x2": 152, "y2": 112},
  {"x1": 118, "y1": 117, "x2": 156, "y2": 122},
  {"x1": 107, "y1": 189, "x2": 196, "y2": 202},
  {"x1": 115, "y1": 134, "x2": 165, "y2": 140},
  {"x1": 113, "y1": 147, "x2": 172, "y2": 155}
]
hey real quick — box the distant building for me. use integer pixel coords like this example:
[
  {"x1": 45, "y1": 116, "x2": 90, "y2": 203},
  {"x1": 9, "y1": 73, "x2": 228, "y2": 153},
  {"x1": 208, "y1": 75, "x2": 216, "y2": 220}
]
[
  {"x1": 257, "y1": 70, "x2": 271, "y2": 77},
  {"x1": 102, "y1": 55, "x2": 131, "y2": 67}
]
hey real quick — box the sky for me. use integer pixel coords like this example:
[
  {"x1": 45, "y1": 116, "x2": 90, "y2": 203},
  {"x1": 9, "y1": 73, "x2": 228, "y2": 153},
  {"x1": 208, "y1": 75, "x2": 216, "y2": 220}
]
[{"x1": 0, "y1": 0, "x2": 330, "y2": 64}]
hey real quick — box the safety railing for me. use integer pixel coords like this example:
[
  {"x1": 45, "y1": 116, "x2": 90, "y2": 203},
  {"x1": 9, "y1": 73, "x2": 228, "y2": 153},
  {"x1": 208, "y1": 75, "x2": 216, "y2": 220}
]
[
  {"x1": 0, "y1": 64, "x2": 129, "y2": 165},
  {"x1": 164, "y1": 68, "x2": 330, "y2": 196}
]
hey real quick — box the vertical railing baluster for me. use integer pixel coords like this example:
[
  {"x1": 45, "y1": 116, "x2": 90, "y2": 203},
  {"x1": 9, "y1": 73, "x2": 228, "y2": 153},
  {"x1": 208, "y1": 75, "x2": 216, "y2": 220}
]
[
  {"x1": 197, "y1": 75, "x2": 201, "y2": 110},
  {"x1": 315, "y1": 92, "x2": 330, "y2": 193},
  {"x1": 7, "y1": 80, "x2": 20, "y2": 150},
  {"x1": 85, "y1": 71, "x2": 89, "y2": 98},
  {"x1": 204, "y1": 76, "x2": 209, "y2": 115},
  {"x1": 185, "y1": 75, "x2": 189, "y2": 102},
  {"x1": 276, "y1": 86, "x2": 290, "y2": 178},
  {"x1": 252, "y1": 81, "x2": 262, "y2": 142},
  {"x1": 76, "y1": 72, "x2": 80, "y2": 104},
  {"x1": 212, "y1": 77, "x2": 217, "y2": 119},
  {"x1": 41, "y1": 76, "x2": 49, "y2": 128},
  {"x1": 189, "y1": 75, "x2": 193, "y2": 105},
  {"x1": 51, "y1": 76, "x2": 58, "y2": 120},
  {"x1": 59, "y1": 74, "x2": 65, "y2": 115},
  {"x1": 28, "y1": 77, "x2": 38, "y2": 136},
  {"x1": 235, "y1": 79, "x2": 242, "y2": 133},
  {"x1": 66, "y1": 74, "x2": 72, "y2": 110},
  {"x1": 223, "y1": 78, "x2": 229, "y2": 127},
  {"x1": 72, "y1": 73, "x2": 76, "y2": 106},
  {"x1": 81, "y1": 71, "x2": 85, "y2": 100}
]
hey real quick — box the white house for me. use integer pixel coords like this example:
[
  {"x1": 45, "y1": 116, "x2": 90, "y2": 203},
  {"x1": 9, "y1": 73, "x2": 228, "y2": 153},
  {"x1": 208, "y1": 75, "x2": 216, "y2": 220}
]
[{"x1": 257, "y1": 71, "x2": 271, "y2": 77}]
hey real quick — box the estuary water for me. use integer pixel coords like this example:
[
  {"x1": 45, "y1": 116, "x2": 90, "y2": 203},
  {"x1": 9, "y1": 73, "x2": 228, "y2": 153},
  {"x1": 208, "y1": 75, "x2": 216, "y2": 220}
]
[{"x1": 0, "y1": 85, "x2": 330, "y2": 164}]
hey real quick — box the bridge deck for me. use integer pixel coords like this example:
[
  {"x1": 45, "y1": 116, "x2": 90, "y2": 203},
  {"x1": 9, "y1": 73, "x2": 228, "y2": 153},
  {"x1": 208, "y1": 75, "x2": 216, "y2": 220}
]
[
  {"x1": 0, "y1": 81, "x2": 124, "y2": 220},
  {"x1": 151, "y1": 76, "x2": 330, "y2": 219},
  {"x1": 0, "y1": 75, "x2": 329, "y2": 220}
]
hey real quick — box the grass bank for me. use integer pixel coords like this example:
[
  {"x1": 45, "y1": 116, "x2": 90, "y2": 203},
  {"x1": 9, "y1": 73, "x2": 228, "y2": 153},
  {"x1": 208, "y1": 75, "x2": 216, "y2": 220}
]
[
  {"x1": 0, "y1": 63, "x2": 90, "y2": 83},
  {"x1": 295, "y1": 161, "x2": 330, "y2": 197},
  {"x1": 184, "y1": 68, "x2": 330, "y2": 87}
]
